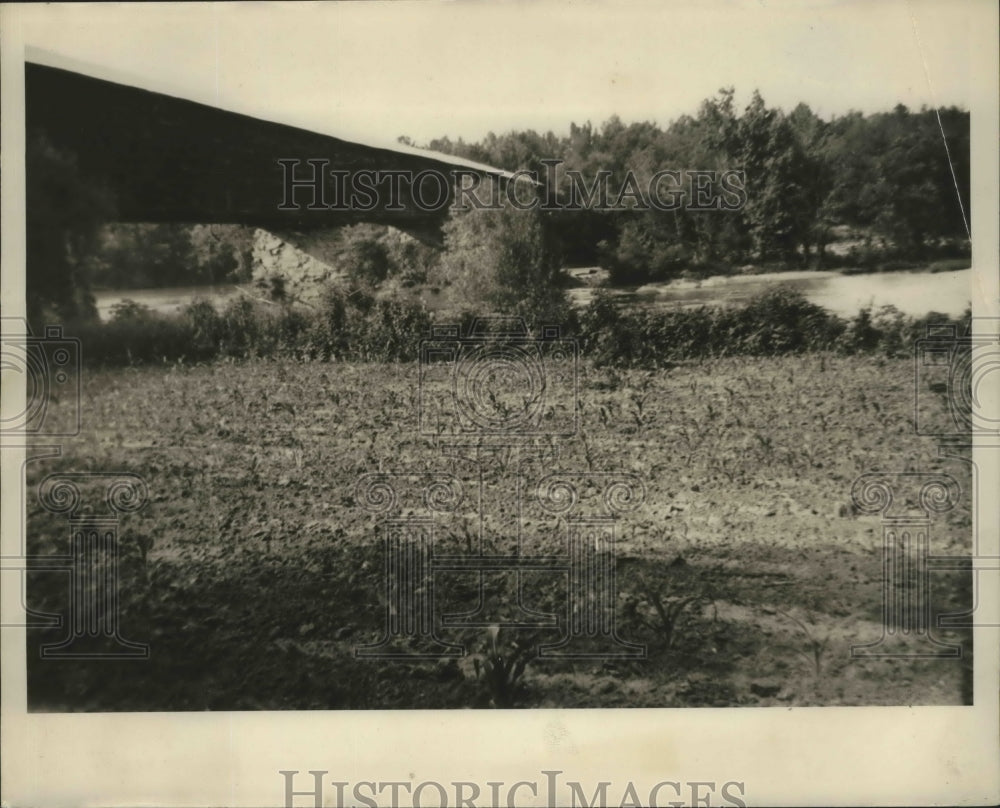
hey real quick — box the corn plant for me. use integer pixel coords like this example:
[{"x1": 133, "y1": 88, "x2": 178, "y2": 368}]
[
  {"x1": 627, "y1": 556, "x2": 716, "y2": 650},
  {"x1": 472, "y1": 625, "x2": 536, "y2": 708},
  {"x1": 776, "y1": 608, "x2": 831, "y2": 676}
]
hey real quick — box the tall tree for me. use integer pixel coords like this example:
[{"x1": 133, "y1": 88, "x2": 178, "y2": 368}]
[{"x1": 433, "y1": 205, "x2": 568, "y2": 325}]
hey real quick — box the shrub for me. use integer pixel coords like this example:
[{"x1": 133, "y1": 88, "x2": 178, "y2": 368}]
[
  {"x1": 182, "y1": 299, "x2": 223, "y2": 358},
  {"x1": 433, "y1": 206, "x2": 571, "y2": 331},
  {"x1": 75, "y1": 282, "x2": 970, "y2": 370},
  {"x1": 579, "y1": 288, "x2": 845, "y2": 367},
  {"x1": 717, "y1": 286, "x2": 843, "y2": 355},
  {"x1": 108, "y1": 299, "x2": 154, "y2": 323}
]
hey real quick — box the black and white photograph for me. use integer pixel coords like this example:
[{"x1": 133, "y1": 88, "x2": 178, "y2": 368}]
[{"x1": 2, "y1": 1, "x2": 998, "y2": 806}]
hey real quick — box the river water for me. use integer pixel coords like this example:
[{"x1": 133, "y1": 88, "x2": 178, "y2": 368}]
[
  {"x1": 93, "y1": 284, "x2": 245, "y2": 321},
  {"x1": 568, "y1": 267, "x2": 972, "y2": 318},
  {"x1": 94, "y1": 267, "x2": 973, "y2": 322}
]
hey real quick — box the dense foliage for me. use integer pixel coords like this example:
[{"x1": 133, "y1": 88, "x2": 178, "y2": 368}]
[
  {"x1": 75, "y1": 286, "x2": 968, "y2": 369},
  {"x1": 430, "y1": 205, "x2": 570, "y2": 324},
  {"x1": 424, "y1": 91, "x2": 970, "y2": 279},
  {"x1": 86, "y1": 224, "x2": 255, "y2": 290}
]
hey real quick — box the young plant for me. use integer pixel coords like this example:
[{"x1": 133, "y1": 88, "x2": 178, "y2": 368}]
[
  {"x1": 628, "y1": 555, "x2": 716, "y2": 650},
  {"x1": 472, "y1": 625, "x2": 535, "y2": 708},
  {"x1": 776, "y1": 608, "x2": 831, "y2": 676}
]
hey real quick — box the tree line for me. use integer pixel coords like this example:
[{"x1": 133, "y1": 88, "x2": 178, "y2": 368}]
[{"x1": 418, "y1": 89, "x2": 970, "y2": 283}]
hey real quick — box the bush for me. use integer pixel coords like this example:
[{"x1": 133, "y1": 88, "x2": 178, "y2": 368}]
[
  {"x1": 574, "y1": 287, "x2": 974, "y2": 368},
  {"x1": 717, "y1": 286, "x2": 844, "y2": 355},
  {"x1": 604, "y1": 219, "x2": 696, "y2": 286},
  {"x1": 182, "y1": 299, "x2": 223, "y2": 358},
  {"x1": 75, "y1": 282, "x2": 970, "y2": 370},
  {"x1": 433, "y1": 206, "x2": 571, "y2": 331},
  {"x1": 77, "y1": 310, "x2": 195, "y2": 365},
  {"x1": 108, "y1": 299, "x2": 154, "y2": 323}
]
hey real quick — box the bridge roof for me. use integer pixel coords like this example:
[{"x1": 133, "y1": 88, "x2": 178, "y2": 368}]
[{"x1": 25, "y1": 47, "x2": 520, "y2": 230}]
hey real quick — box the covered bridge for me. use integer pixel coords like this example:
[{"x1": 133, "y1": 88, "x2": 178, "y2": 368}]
[{"x1": 25, "y1": 48, "x2": 519, "y2": 298}]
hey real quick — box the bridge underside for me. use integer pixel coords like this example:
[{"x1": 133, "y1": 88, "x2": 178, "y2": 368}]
[{"x1": 25, "y1": 54, "x2": 512, "y2": 241}]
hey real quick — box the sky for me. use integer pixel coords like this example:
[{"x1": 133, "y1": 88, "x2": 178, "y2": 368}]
[{"x1": 10, "y1": 0, "x2": 982, "y2": 149}]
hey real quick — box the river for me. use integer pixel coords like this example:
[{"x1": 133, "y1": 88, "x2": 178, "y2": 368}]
[
  {"x1": 93, "y1": 284, "x2": 245, "y2": 321},
  {"x1": 567, "y1": 267, "x2": 972, "y2": 318},
  {"x1": 93, "y1": 267, "x2": 973, "y2": 323}
]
